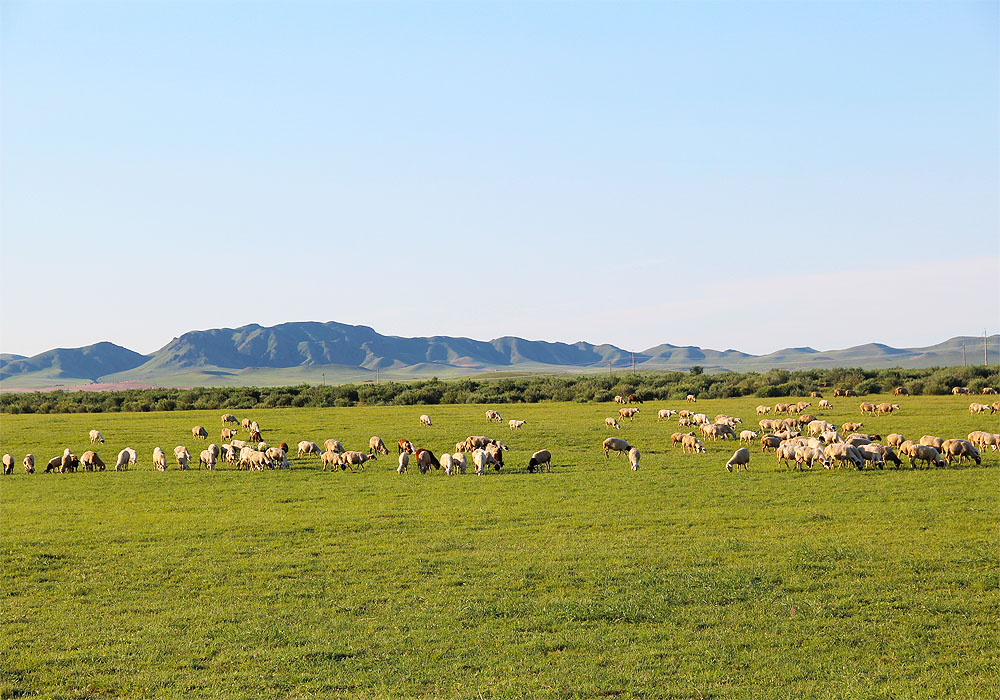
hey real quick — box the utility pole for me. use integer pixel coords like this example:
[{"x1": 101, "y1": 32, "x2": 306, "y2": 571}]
[
  {"x1": 963, "y1": 342, "x2": 967, "y2": 367},
  {"x1": 985, "y1": 329, "x2": 989, "y2": 366},
  {"x1": 609, "y1": 361, "x2": 612, "y2": 378},
  {"x1": 631, "y1": 351, "x2": 636, "y2": 376},
  {"x1": 322, "y1": 372, "x2": 325, "y2": 386},
  {"x1": 376, "y1": 367, "x2": 380, "y2": 385}
]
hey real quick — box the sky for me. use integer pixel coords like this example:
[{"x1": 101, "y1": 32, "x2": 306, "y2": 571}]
[{"x1": 1, "y1": 0, "x2": 997, "y2": 358}]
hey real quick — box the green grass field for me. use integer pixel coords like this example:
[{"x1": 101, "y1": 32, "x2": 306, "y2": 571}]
[{"x1": 2, "y1": 395, "x2": 998, "y2": 699}]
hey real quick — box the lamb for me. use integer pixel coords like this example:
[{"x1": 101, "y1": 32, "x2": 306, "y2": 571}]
[
  {"x1": 199, "y1": 449, "x2": 217, "y2": 470},
  {"x1": 419, "y1": 414, "x2": 432, "y2": 427},
  {"x1": 725, "y1": 447, "x2": 751, "y2": 472},
  {"x1": 685, "y1": 394, "x2": 697, "y2": 402},
  {"x1": 397, "y1": 439, "x2": 414, "y2": 455},
  {"x1": 298, "y1": 441, "x2": 321, "y2": 457},
  {"x1": 671, "y1": 431, "x2": 695, "y2": 447},
  {"x1": 603, "y1": 437, "x2": 632, "y2": 458},
  {"x1": 910, "y1": 444, "x2": 945, "y2": 468},
  {"x1": 342, "y1": 451, "x2": 377, "y2": 471},
  {"x1": 89, "y1": 429, "x2": 105, "y2": 444},
  {"x1": 396, "y1": 452, "x2": 409, "y2": 473},
  {"x1": 2, "y1": 454, "x2": 13, "y2": 475},
  {"x1": 23, "y1": 454, "x2": 34, "y2": 473},
  {"x1": 414, "y1": 449, "x2": 439, "y2": 474},
  {"x1": 509, "y1": 419, "x2": 527, "y2": 431},
  {"x1": 440, "y1": 452, "x2": 454, "y2": 476},
  {"x1": 527, "y1": 450, "x2": 552, "y2": 473},
  {"x1": 818, "y1": 399, "x2": 832, "y2": 409},
  {"x1": 452, "y1": 452, "x2": 467, "y2": 474},
  {"x1": 472, "y1": 449, "x2": 496, "y2": 475},
  {"x1": 755, "y1": 405, "x2": 772, "y2": 415},
  {"x1": 605, "y1": 417, "x2": 621, "y2": 430},
  {"x1": 192, "y1": 425, "x2": 209, "y2": 440},
  {"x1": 221, "y1": 427, "x2": 238, "y2": 441},
  {"x1": 681, "y1": 435, "x2": 706, "y2": 454},
  {"x1": 221, "y1": 414, "x2": 239, "y2": 424},
  {"x1": 739, "y1": 430, "x2": 759, "y2": 444},
  {"x1": 173, "y1": 446, "x2": 191, "y2": 470},
  {"x1": 628, "y1": 447, "x2": 641, "y2": 471},
  {"x1": 369, "y1": 436, "x2": 390, "y2": 456},
  {"x1": 153, "y1": 447, "x2": 167, "y2": 471},
  {"x1": 618, "y1": 407, "x2": 640, "y2": 421},
  {"x1": 658, "y1": 409, "x2": 678, "y2": 421}
]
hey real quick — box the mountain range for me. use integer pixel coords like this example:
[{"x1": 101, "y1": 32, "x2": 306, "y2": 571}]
[{"x1": 0, "y1": 321, "x2": 995, "y2": 390}]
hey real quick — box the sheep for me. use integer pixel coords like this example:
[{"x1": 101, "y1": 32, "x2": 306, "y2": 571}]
[
  {"x1": 845, "y1": 434, "x2": 872, "y2": 448},
  {"x1": 627, "y1": 394, "x2": 642, "y2": 404},
  {"x1": 77, "y1": 450, "x2": 104, "y2": 471},
  {"x1": 671, "y1": 431, "x2": 695, "y2": 448},
  {"x1": 44, "y1": 456, "x2": 61, "y2": 473},
  {"x1": 774, "y1": 430, "x2": 800, "y2": 441},
  {"x1": 230, "y1": 439, "x2": 247, "y2": 449},
  {"x1": 472, "y1": 449, "x2": 496, "y2": 476},
  {"x1": 700, "y1": 423, "x2": 734, "y2": 441},
  {"x1": 60, "y1": 452, "x2": 79, "y2": 473},
  {"x1": 2, "y1": 454, "x2": 13, "y2": 475},
  {"x1": 866, "y1": 443, "x2": 902, "y2": 467},
  {"x1": 658, "y1": 409, "x2": 678, "y2": 421},
  {"x1": 760, "y1": 435, "x2": 782, "y2": 452},
  {"x1": 199, "y1": 449, "x2": 217, "y2": 470},
  {"x1": 464, "y1": 436, "x2": 491, "y2": 450},
  {"x1": 715, "y1": 415, "x2": 741, "y2": 426},
  {"x1": 614, "y1": 395, "x2": 626, "y2": 404},
  {"x1": 221, "y1": 444, "x2": 238, "y2": 463},
  {"x1": 841, "y1": 422, "x2": 864, "y2": 434},
  {"x1": 940, "y1": 439, "x2": 982, "y2": 466},
  {"x1": 173, "y1": 446, "x2": 191, "y2": 470},
  {"x1": 994, "y1": 402, "x2": 1000, "y2": 414},
  {"x1": 726, "y1": 447, "x2": 751, "y2": 472},
  {"x1": 739, "y1": 430, "x2": 759, "y2": 444},
  {"x1": 774, "y1": 403, "x2": 791, "y2": 414},
  {"x1": 485, "y1": 410, "x2": 503, "y2": 422},
  {"x1": 241, "y1": 418, "x2": 253, "y2": 431},
  {"x1": 678, "y1": 410, "x2": 693, "y2": 418},
  {"x1": 114, "y1": 448, "x2": 134, "y2": 471},
  {"x1": 919, "y1": 435, "x2": 944, "y2": 451},
  {"x1": 342, "y1": 451, "x2": 376, "y2": 471},
  {"x1": 818, "y1": 399, "x2": 832, "y2": 409},
  {"x1": 810, "y1": 391, "x2": 823, "y2": 398},
  {"x1": 755, "y1": 405, "x2": 772, "y2": 415},
  {"x1": 686, "y1": 394, "x2": 697, "y2": 402},
  {"x1": 414, "y1": 449, "x2": 439, "y2": 474},
  {"x1": 820, "y1": 430, "x2": 843, "y2": 444},
  {"x1": 605, "y1": 417, "x2": 621, "y2": 430},
  {"x1": 419, "y1": 414, "x2": 432, "y2": 427},
  {"x1": 485, "y1": 443, "x2": 505, "y2": 470},
  {"x1": 153, "y1": 447, "x2": 167, "y2": 471},
  {"x1": 691, "y1": 413, "x2": 709, "y2": 425},
  {"x1": 452, "y1": 452, "x2": 467, "y2": 474},
  {"x1": 192, "y1": 425, "x2": 209, "y2": 440},
  {"x1": 876, "y1": 403, "x2": 900, "y2": 415},
  {"x1": 395, "y1": 439, "x2": 414, "y2": 455},
  {"x1": 222, "y1": 427, "x2": 239, "y2": 442},
  {"x1": 758, "y1": 419, "x2": 778, "y2": 433},
  {"x1": 440, "y1": 452, "x2": 454, "y2": 476},
  {"x1": 807, "y1": 420, "x2": 835, "y2": 436},
  {"x1": 969, "y1": 403, "x2": 991, "y2": 415},
  {"x1": 678, "y1": 417, "x2": 694, "y2": 427},
  {"x1": 89, "y1": 429, "x2": 105, "y2": 444},
  {"x1": 221, "y1": 413, "x2": 239, "y2": 425},
  {"x1": 527, "y1": 450, "x2": 552, "y2": 473},
  {"x1": 859, "y1": 402, "x2": 877, "y2": 415},
  {"x1": 787, "y1": 404, "x2": 802, "y2": 414},
  {"x1": 23, "y1": 454, "x2": 34, "y2": 474},
  {"x1": 266, "y1": 447, "x2": 289, "y2": 469},
  {"x1": 298, "y1": 441, "x2": 322, "y2": 457},
  {"x1": 886, "y1": 433, "x2": 905, "y2": 448},
  {"x1": 618, "y1": 407, "x2": 640, "y2": 421},
  {"x1": 893, "y1": 386, "x2": 909, "y2": 396},
  {"x1": 856, "y1": 444, "x2": 885, "y2": 469},
  {"x1": 628, "y1": 447, "x2": 641, "y2": 471},
  {"x1": 898, "y1": 440, "x2": 917, "y2": 457},
  {"x1": 509, "y1": 419, "x2": 527, "y2": 431},
  {"x1": 603, "y1": 437, "x2": 632, "y2": 458},
  {"x1": 396, "y1": 452, "x2": 409, "y2": 473},
  {"x1": 910, "y1": 444, "x2": 945, "y2": 468},
  {"x1": 368, "y1": 436, "x2": 390, "y2": 456},
  {"x1": 322, "y1": 450, "x2": 343, "y2": 471},
  {"x1": 795, "y1": 446, "x2": 829, "y2": 470},
  {"x1": 682, "y1": 435, "x2": 706, "y2": 454},
  {"x1": 951, "y1": 386, "x2": 972, "y2": 395},
  {"x1": 776, "y1": 443, "x2": 798, "y2": 469},
  {"x1": 248, "y1": 422, "x2": 262, "y2": 442},
  {"x1": 983, "y1": 387, "x2": 997, "y2": 395},
  {"x1": 824, "y1": 443, "x2": 863, "y2": 469}
]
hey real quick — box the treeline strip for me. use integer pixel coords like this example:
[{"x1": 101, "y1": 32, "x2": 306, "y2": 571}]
[{"x1": 1, "y1": 365, "x2": 997, "y2": 414}]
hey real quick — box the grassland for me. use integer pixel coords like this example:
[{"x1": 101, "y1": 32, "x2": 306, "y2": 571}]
[{"x1": 1, "y1": 394, "x2": 998, "y2": 699}]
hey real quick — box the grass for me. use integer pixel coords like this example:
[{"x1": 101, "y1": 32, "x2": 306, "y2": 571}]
[{"x1": 1, "y1": 394, "x2": 998, "y2": 698}]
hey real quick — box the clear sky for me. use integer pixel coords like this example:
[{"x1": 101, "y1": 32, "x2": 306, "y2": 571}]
[{"x1": 2, "y1": 0, "x2": 997, "y2": 358}]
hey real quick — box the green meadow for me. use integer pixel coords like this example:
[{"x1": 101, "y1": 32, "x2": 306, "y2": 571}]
[{"x1": 1, "y1": 395, "x2": 998, "y2": 699}]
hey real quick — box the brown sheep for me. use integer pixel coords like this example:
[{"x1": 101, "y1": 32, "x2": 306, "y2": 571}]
[
  {"x1": 80, "y1": 450, "x2": 106, "y2": 471},
  {"x1": 671, "y1": 431, "x2": 695, "y2": 448}
]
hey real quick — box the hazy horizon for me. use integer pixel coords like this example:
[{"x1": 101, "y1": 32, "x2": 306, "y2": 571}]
[{"x1": 2, "y1": 1, "x2": 997, "y2": 358}]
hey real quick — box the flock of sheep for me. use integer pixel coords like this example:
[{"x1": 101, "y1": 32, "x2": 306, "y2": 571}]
[{"x1": 2, "y1": 386, "x2": 997, "y2": 478}]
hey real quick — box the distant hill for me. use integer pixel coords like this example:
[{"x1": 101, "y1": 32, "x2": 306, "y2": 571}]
[{"x1": 1, "y1": 321, "x2": 996, "y2": 389}]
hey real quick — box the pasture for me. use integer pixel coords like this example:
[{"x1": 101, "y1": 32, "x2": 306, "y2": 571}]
[{"x1": 2, "y1": 394, "x2": 998, "y2": 699}]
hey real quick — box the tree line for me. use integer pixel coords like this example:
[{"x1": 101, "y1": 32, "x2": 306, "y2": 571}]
[{"x1": 1, "y1": 365, "x2": 996, "y2": 414}]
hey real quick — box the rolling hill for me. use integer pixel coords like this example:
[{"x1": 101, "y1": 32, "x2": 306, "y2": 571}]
[{"x1": 0, "y1": 321, "x2": 995, "y2": 389}]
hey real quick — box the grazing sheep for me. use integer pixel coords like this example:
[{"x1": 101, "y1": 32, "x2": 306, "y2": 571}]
[
  {"x1": 419, "y1": 414, "x2": 432, "y2": 427},
  {"x1": 452, "y1": 452, "x2": 467, "y2": 475},
  {"x1": 241, "y1": 418, "x2": 252, "y2": 431},
  {"x1": 44, "y1": 456, "x2": 61, "y2": 473},
  {"x1": 486, "y1": 443, "x2": 504, "y2": 470},
  {"x1": 686, "y1": 394, "x2": 697, "y2": 402},
  {"x1": 994, "y1": 402, "x2": 1000, "y2": 414},
  {"x1": 221, "y1": 414, "x2": 239, "y2": 425},
  {"x1": 876, "y1": 403, "x2": 900, "y2": 415},
  {"x1": 603, "y1": 437, "x2": 632, "y2": 458},
  {"x1": 414, "y1": 449, "x2": 439, "y2": 474},
  {"x1": 440, "y1": 453, "x2": 454, "y2": 476},
  {"x1": 982, "y1": 387, "x2": 996, "y2": 395},
  {"x1": 614, "y1": 395, "x2": 626, "y2": 404},
  {"x1": 396, "y1": 439, "x2": 414, "y2": 455},
  {"x1": 951, "y1": 386, "x2": 972, "y2": 395},
  {"x1": 192, "y1": 425, "x2": 209, "y2": 440},
  {"x1": 681, "y1": 435, "x2": 706, "y2": 454},
  {"x1": 322, "y1": 439, "x2": 345, "y2": 454},
  {"x1": 739, "y1": 430, "x2": 759, "y2": 444},
  {"x1": 221, "y1": 427, "x2": 238, "y2": 441},
  {"x1": 725, "y1": 447, "x2": 751, "y2": 472},
  {"x1": 807, "y1": 420, "x2": 835, "y2": 436},
  {"x1": 628, "y1": 447, "x2": 641, "y2": 471},
  {"x1": 941, "y1": 439, "x2": 982, "y2": 466},
  {"x1": 627, "y1": 394, "x2": 642, "y2": 404},
  {"x1": 658, "y1": 409, "x2": 678, "y2": 421},
  {"x1": 618, "y1": 407, "x2": 640, "y2": 421},
  {"x1": 369, "y1": 436, "x2": 390, "y2": 456},
  {"x1": 886, "y1": 433, "x2": 905, "y2": 448},
  {"x1": 893, "y1": 386, "x2": 909, "y2": 396},
  {"x1": 859, "y1": 402, "x2": 877, "y2": 415},
  {"x1": 671, "y1": 431, "x2": 695, "y2": 448},
  {"x1": 919, "y1": 435, "x2": 944, "y2": 451},
  {"x1": 89, "y1": 430, "x2": 105, "y2": 444},
  {"x1": 114, "y1": 448, "x2": 135, "y2": 471},
  {"x1": 824, "y1": 443, "x2": 863, "y2": 469},
  {"x1": 342, "y1": 451, "x2": 377, "y2": 471},
  {"x1": 856, "y1": 444, "x2": 885, "y2": 469},
  {"x1": 199, "y1": 449, "x2": 217, "y2": 470},
  {"x1": 691, "y1": 413, "x2": 709, "y2": 425},
  {"x1": 79, "y1": 450, "x2": 105, "y2": 471},
  {"x1": 841, "y1": 422, "x2": 864, "y2": 434},
  {"x1": 910, "y1": 445, "x2": 945, "y2": 468},
  {"x1": 776, "y1": 443, "x2": 798, "y2": 469},
  {"x1": 298, "y1": 441, "x2": 321, "y2": 457},
  {"x1": 230, "y1": 439, "x2": 247, "y2": 449},
  {"x1": 605, "y1": 417, "x2": 621, "y2": 430},
  {"x1": 2, "y1": 454, "x2": 13, "y2": 475},
  {"x1": 248, "y1": 422, "x2": 262, "y2": 442},
  {"x1": 527, "y1": 450, "x2": 552, "y2": 473},
  {"x1": 173, "y1": 446, "x2": 191, "y2": 470},
  {"x1": 509, "y1": 419, "x2": 527, "y2": 431},
  {"x1": 818, "y1": 399, "x2": 832, "y2": 409},
  {"x1": 810, "y1": 391, "x2": 823, "y2": 398},
  {"x1": 322, "y1": 450, "x2": 343, "y2": 471},
  {"x1": 969, "y1": 402, "x2": 991, "y2": 415},
  {"x1": 760, "y1": 434, "x2": 782, "y2": 452},
  {"x1": 221, "y1": 444, "x2": 238, "y2": 463},
  {"x1": 397, "y1": 452, "x2": 409, "y2": 473},
  {"x1": 755, "y1": 405, "x2": 772, "y2": 415},
  {"x1": 795, "y1": 446, "x2": 829, "y2": 470},
  {"x1": 153, "y1": 447, "x2": 167, "y2": 471},
  {"x1": 774, "y1": 403, "x2": 791, "y2": 414},
  {"x1": 266, "y1": 447, "x2": 288, "y2": 469},
  {"x1": 23, "y1": 454, "x2": 34, "y2": 474},
  {"x1": 485, "y1": 410, "x2": 503, "y2": 423},
  {"x1": 472, "y1": 449, "x2": 496, "y2": 476}
]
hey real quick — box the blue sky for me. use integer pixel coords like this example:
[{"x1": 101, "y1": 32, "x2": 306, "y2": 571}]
[{"x1": 1, "y1": 0, "x2": 997, "y2": 357}]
